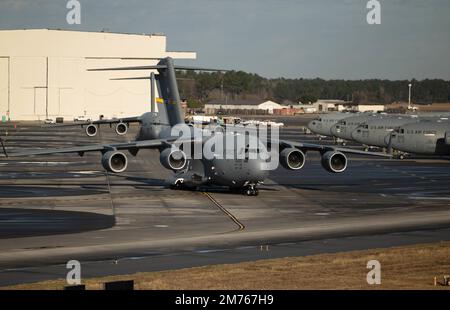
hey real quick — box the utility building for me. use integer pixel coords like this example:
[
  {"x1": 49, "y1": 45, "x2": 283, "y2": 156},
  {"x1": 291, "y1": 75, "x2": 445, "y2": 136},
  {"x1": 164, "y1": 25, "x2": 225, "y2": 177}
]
[
  {"x1": 0, "y1": 29, "x2": 196, "y2": 121},
  {"x1": 205, "y1": 99, "x2": 283, "y2": 115}
]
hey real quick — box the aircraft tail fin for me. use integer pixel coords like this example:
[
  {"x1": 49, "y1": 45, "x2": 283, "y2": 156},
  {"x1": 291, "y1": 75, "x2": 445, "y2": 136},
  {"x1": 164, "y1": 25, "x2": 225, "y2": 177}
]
[{"x1": 89, "y1": 57, "x2": 228, "y2": 127}]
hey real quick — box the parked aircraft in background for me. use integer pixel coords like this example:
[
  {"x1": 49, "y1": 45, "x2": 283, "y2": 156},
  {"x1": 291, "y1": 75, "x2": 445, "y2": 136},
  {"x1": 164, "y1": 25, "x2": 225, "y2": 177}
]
[
  {"x1": 330, "y1": 113, "x2": 383, "y2": 143},
  {"x1": 351, "y1": 114, "x2": 420, "y2": 151},
  {"x1": 387, "y1": 119, "x2": 450, "y2": 156},
  {"x1": 307, "y1": 112, "x2": 353, "y2": 140}
]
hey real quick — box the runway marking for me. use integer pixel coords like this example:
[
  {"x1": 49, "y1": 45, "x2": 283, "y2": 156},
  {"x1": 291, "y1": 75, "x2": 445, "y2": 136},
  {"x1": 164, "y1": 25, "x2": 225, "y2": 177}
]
[
  {"x1": 409, "y1": 197, "x2": 450, "y2": 201},
  {"x1": 202, "y1": 192, "x2": 245, "y2": 231}
]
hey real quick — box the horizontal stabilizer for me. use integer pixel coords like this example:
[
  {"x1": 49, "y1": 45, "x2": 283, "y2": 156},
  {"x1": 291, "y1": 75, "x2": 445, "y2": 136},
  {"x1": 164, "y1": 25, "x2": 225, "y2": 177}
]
[
  {"x1": 110, "y1": 77, "x2": 194, "y2": 81},
  {"x1": 88, "y1": 65, "x2": 167, "y2": 71},
  {"x1": 110, "y1": 77, "x2": 150, "y2": 80},
  {"x1": 90, "y1": 65, "x2": 228, "y2": 72},
  {"x1": 174, "y1": 65, "x2": 229, "y2": 72}
]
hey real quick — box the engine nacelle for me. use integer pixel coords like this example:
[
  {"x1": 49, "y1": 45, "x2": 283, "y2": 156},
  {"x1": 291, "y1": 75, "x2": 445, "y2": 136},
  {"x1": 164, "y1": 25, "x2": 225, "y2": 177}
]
[
  {"x1": 159, "y1": 148, "x2": 187, "y2": 171},
  {"x1": 115, "y1": 122, "x2": 128, "y2": 136},
  {"x1": 321, "y1": 151, "x2": 347, "y2": 173},
  {"x1": 280, "y1": 148, "x2": 306, "y2": 170},
  {"x1": 101, "y1": 151, "x2": 128, "y2": 173},
  {"x1": 85, "y1": 124, "x2": 98, "y2": 137}
]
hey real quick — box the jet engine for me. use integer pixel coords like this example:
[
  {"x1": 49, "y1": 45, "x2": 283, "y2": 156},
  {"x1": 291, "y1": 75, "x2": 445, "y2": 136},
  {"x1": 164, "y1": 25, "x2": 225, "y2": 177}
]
[
  {"x1": 115, "y1": 122, "x2": 128, "y2": 136},
  {"x1": 321, "y1": 151, "x2": 347, "y2": 173},
  {"x1": 85, "y1": 124, "x2": 98, "y2": 137},
  {"x1": 160, "y1": 148, "x2": 187, "y2": 171},
  {"x1": 101, "y1": 151, "x2": 128, "y2": 173},
  {"x1": 280, "y1": 148, "x2": 306, "y2": 170}
]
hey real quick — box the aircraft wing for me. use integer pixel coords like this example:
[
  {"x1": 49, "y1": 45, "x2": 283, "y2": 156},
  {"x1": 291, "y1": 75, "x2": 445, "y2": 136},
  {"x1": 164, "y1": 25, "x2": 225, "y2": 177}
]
[
  {"x1": 45, "y1": 116, "x2": 142, "y2": 128},
  {"x1": 3, "y1": 136, "x2": 390, "y2": 158},
  {"x1": 280, "y1": 140, "x2": 392, "y2": 157},
  {"x1": 6, "y1": 139, "x2": 171, "y2": 157}
]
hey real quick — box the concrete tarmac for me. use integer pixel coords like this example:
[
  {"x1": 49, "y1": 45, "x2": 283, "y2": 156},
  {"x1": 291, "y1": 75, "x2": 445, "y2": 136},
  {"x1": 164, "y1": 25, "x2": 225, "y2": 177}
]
[{"x1": 0, "y1": 119, "x2": 449, "y2": 286}]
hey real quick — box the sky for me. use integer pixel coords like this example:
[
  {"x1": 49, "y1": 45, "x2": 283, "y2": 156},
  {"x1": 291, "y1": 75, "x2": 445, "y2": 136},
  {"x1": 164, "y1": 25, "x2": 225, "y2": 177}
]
[{"x1": 0, "y1": 0, "x2": 449, "y2": 80}]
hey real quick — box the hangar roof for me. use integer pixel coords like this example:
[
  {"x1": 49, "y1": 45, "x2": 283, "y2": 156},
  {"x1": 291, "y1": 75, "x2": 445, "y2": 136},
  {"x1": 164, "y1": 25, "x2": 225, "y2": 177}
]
[{"x1": 0, "y1": 29, "x2": 196, "y2": 59}]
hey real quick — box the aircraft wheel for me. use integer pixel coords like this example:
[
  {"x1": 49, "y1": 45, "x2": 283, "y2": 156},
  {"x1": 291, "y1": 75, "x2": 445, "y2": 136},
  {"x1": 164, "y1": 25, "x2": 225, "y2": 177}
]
[
  {"x1": 243, "y1": 184, "x2": 259, "y2": 196},
  {"x1": 170, "y1": 180, "x2": 184, "y2": 190}
]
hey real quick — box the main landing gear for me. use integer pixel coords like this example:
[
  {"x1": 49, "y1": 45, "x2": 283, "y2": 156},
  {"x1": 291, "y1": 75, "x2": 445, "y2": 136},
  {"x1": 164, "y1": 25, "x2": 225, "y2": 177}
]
[
  {"x1": 169, "y1": 178, "x2": 185, "y2": 190},
  {"x1": 243, "y1": 184, "x2": 259, "y2": 196}
]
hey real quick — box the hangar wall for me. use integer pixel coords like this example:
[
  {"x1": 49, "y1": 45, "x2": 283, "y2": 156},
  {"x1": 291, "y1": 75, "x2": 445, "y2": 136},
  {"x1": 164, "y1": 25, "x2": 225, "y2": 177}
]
[{"x1": 0, "y1": 29, "x2": 196, "y2": 121}]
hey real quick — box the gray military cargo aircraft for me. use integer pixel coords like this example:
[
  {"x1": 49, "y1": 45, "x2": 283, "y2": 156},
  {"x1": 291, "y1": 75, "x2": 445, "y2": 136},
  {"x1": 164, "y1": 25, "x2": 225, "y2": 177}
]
[
  {"x1": 330, "y1": 113, "x2": 385, "y2": 143},
  {"x1": 386, "y1": 119, "x2": 450, "y2": 156},
  {"x1": 307, "y1": 112, "x2": 353, "y2": 140},
  {"x1": 1, "y1": 57, "x2": 390, "y2": 196},
  {"x1": 351, "y1": 114, "x2": 420, "y2": 150}
]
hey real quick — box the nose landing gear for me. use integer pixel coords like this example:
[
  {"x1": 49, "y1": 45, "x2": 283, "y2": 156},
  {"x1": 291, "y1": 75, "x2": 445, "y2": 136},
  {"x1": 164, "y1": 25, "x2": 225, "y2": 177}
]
[{"x1": 243, "y1": 184, "x2": 259, "y2": 196}]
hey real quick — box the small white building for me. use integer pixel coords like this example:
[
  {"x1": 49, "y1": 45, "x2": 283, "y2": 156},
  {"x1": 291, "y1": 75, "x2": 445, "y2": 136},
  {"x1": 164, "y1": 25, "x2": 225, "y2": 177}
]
[
  {"x1": 315, "y1": 100, "x2": 348, "y2": 113},
  {"x1": 295, "y1": 103, "x2": 317, "y2": 113},
  {"x1": 205, "y1": 99, "x2": 282, "y2": 115},
  {"x1": 350, "y1": 104, "x2": 385, "y2": 113}
]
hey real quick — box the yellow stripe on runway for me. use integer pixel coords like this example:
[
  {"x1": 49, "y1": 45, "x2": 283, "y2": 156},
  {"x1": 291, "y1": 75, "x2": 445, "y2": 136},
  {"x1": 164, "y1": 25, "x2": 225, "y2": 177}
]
[{"x1": 203, "y1": 192, "x2": 245, "y2": 231}]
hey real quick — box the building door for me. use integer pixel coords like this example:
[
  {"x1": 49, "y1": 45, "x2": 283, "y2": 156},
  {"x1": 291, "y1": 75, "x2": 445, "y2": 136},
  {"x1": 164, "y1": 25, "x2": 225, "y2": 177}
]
[
  {"x1": 34, "y1": 87, "x2": 47, "y2": 118},
  {"x1": 0, "y1": 58, "x2": 8, "y2": 120}
]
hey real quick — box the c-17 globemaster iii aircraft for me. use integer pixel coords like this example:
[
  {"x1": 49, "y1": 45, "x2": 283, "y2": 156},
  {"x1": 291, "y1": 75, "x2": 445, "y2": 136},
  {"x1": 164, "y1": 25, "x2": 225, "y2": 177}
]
[
  {"x1": 386, "y1": 119, "x2": 450, "y2": 156},
  {"x1": 1, "y1": 57, "x2": 390, "y2": 196},
  {"x1": 307, "y1": 112, "x2": 353, "y2": 140},
  {"x1": 351, "y1": 114, "x2": 421, "y2": 151},
  {"x1": 309, "y1": 112, "x2": 450, "y2": 156}
]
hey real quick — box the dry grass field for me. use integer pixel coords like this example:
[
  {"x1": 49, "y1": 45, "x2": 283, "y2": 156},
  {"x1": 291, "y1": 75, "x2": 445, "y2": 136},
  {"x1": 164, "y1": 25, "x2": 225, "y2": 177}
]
[{"x1": 3, "y1": 241, "x2": 450, "y2": 290}]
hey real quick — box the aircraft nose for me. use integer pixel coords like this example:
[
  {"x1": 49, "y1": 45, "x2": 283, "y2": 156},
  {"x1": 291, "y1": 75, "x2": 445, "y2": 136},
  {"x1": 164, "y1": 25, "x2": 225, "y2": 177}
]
[
  {"x1": 307, "y1": 120, "x2": 316, "y2": 131},
  {"x1": 351, "y1": 129, "x2": 361, "y2": 141},
  {"x1": 331, "y1": 124, "x2": 345, "y2": 138},
  {"x1": 330, "y1": 124, "x2": 338, "y2": 136},
  {"x1": 385, "y1": 133, "x2": 395, "y2": 146}
]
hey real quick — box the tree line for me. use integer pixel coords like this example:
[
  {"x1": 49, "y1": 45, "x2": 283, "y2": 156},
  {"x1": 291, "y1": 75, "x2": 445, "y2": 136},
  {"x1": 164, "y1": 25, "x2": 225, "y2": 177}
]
[{"x1": 176, "y1": 70, "x2": 450, "y2": 108}]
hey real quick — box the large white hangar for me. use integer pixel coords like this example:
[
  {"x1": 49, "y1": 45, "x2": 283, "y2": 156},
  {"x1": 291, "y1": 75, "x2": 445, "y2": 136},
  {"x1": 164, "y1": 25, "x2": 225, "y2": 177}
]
[{"x1": 0, "y1": 29, "x2": 196, "y2": 121}]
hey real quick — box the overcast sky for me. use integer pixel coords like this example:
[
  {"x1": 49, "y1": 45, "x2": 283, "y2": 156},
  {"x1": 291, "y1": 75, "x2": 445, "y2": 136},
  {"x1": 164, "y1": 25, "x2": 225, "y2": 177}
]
[{"x1": 0, "y1": 0, "x2": 449, "y2": 80}]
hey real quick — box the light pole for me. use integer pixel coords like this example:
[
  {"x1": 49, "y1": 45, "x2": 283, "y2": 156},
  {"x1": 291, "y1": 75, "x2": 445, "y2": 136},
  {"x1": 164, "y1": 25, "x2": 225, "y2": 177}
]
[{"x1": 408, "y1": 83, "x2": 412, "y2": 110}]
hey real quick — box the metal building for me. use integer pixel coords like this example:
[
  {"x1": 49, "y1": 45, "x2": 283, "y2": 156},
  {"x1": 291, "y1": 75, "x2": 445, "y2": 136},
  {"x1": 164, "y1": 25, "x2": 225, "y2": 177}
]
[{"x1": 0, "y1": 29, "x2": 196, "y2": 121}]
